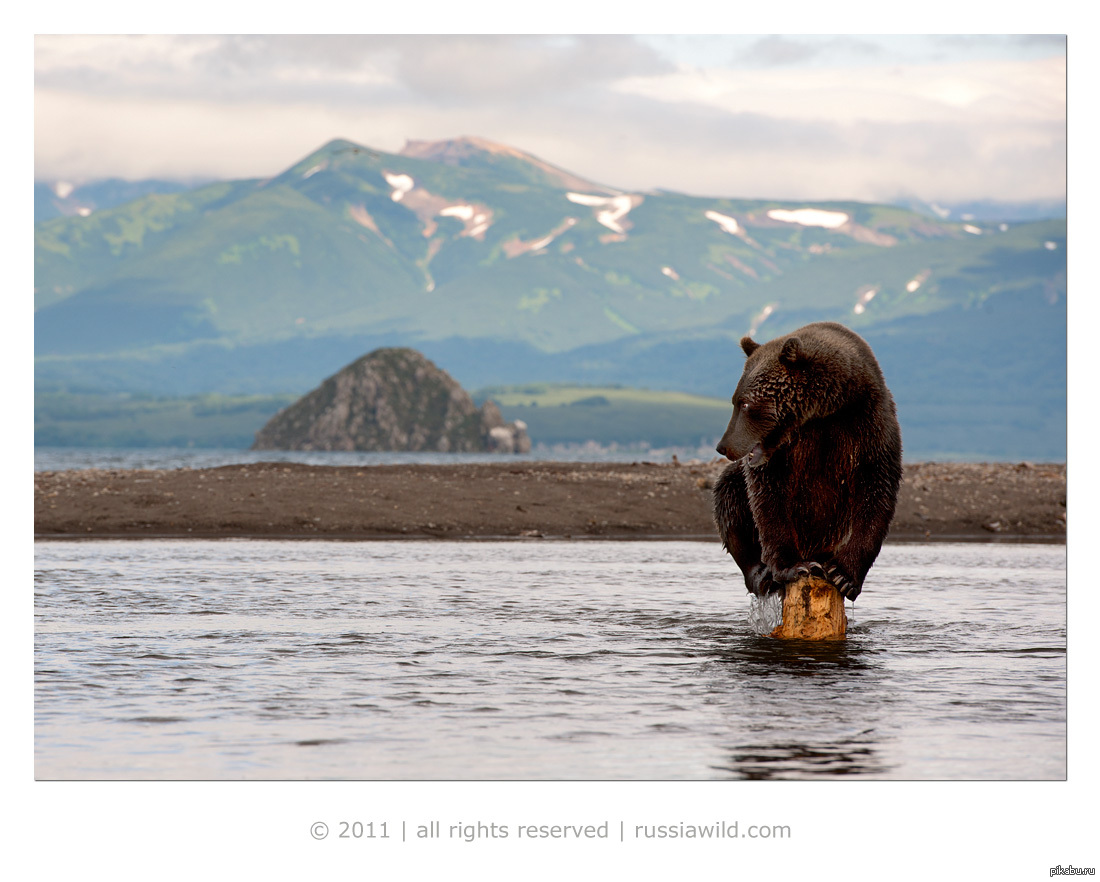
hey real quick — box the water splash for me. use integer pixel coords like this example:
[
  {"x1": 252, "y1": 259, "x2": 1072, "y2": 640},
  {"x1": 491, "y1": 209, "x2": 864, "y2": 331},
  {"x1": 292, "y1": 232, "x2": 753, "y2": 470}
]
[{"x1": 748, "y1": 590, "x2": 784, "y2": 635}]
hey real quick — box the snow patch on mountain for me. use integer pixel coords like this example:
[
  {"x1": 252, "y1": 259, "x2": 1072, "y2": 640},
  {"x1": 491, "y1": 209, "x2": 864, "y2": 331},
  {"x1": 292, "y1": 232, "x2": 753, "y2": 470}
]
[
  {"x1": 766, "y1": 208, "x2": 849, "y2": 228},
  {"x1": 567, "y1": 192, "x2": 642, "y2": 235},
  {"x1": 704, "y1": 210, "x2": 740, "y2": 235},
  {"x1": 748, "y1": 304, "x2": 776, "y2": 337},
  {"x1": 906, "y1": 270, "x2": 931, "y2": 293},
  {"x1": 440, "y1": 205, "x2": 475, "y2": 221},
  {"x1": 381, "y1": 176, "x2": 493, "y2": 240},
  {"x1": 439, "y1": 204, "x2": 492, "y2": 238},
  {"x1": 853, "y1": 286, "x2": 878, "y2": 315},
  {"x1": 384, "y1": 172, "x2": 415, "y2": 202}
]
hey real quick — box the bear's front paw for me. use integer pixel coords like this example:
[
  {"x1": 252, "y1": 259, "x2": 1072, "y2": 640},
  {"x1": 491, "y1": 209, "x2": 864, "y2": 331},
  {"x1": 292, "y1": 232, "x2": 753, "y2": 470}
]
[
  {"x1": 825, "y1": 562, "x2": 861, "y2": 601},
  {"x1": 774, "y1": 561, "x2": 826, "y2": 584},
  {"x1": 804, "y1": 561, "x2": 826, "y2": 580},
  {"x1": 746, "y1": 564, "x2": 780, "y2": 597}
]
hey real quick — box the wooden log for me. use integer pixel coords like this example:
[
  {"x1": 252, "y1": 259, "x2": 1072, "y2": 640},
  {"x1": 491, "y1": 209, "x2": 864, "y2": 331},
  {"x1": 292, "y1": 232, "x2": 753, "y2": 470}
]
[{"x1": 769, "y1": 574, "x2": 847, "y2": 640}]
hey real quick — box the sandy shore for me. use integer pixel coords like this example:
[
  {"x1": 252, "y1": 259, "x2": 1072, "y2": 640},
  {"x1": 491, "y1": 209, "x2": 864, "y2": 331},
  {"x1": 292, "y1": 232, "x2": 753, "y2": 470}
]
[{"x1": 34, "y1": 460, "x2": 1067, "y2": 542}]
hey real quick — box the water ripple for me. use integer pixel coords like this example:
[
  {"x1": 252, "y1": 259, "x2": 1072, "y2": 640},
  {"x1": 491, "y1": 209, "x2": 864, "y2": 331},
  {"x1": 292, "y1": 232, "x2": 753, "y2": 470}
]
[{"x1": 34, "y1": 539, "x2": 1065, "y2": 780}]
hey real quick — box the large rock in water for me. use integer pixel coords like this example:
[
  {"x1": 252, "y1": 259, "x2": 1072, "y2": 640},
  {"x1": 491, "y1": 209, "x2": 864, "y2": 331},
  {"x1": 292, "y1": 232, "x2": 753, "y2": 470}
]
[{"x1": 251, "y1": 347, "x2": 530, "y2": 453}]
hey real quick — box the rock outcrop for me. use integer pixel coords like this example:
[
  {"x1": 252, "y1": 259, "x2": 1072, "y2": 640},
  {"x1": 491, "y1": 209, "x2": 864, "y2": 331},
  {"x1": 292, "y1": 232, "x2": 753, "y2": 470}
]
[
  {"x1": 252, "y1": 347, "x2": 530, "y2": 453},
  {"x1": 479, "y1": 400, "x2": 530, "y2": 454}
]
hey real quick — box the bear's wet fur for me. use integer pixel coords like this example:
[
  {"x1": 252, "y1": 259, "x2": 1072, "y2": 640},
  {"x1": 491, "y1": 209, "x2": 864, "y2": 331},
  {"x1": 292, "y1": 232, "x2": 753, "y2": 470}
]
[{"x1": 713, "y1": 321, "x2": 902, "y2": 601}]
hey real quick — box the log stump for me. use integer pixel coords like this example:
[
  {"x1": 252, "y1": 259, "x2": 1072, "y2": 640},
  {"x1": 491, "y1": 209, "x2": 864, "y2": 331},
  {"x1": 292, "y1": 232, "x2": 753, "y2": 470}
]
[{"x1": 769, "y1": 575, "x2": 847, "y2": 640}]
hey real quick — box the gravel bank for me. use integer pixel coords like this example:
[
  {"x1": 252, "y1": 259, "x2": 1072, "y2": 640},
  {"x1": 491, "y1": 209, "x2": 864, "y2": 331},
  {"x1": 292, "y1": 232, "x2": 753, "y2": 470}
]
[{"x1": 34, "y1": 460, "x2": 1067, "y2": 542}]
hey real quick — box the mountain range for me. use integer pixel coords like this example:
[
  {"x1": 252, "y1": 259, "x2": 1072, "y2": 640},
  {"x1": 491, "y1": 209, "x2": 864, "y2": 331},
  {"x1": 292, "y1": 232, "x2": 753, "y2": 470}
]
[{"x1": 34, "y1": 136, "x2": 1067, "y2": 460}]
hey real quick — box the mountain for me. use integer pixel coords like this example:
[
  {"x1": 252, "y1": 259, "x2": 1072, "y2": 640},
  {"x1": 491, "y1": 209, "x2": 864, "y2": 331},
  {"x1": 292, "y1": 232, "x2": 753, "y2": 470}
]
[
  {"x1": 252, "y1": 347, "x2": 529, "y2": 453},
  {"x1": 890, "y1": 196, "x2": 1066, "y2": 224},
  {"x1": 34, "y1": 136, "x2": 1066, "y2": 460},
  {"x1": 34, "y1": 178, "x2": 201, "y2": 223}
]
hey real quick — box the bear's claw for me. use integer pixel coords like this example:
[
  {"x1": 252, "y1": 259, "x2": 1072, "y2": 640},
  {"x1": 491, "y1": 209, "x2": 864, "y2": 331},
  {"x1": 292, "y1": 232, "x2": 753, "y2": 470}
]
[
  {"x1": 773, "y1": 561, "x2": 826, "y2": 584},
  {"x1": 746, "y1": 563, "x2": 779, "y2": 597},
  {"x1": 804, "y1": 561, "x2": 826, "y2": 579},
  {"x1": 792, "y1": 560, "x2": 827, "y2": 580},
  {"x1": 825, "y1": 562, "x2": 861, "y2": 601}
]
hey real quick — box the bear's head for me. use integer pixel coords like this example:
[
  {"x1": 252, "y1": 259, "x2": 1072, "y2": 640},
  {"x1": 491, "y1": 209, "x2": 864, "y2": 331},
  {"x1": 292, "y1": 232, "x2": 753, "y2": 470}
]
[{"x1": 716, "y1": 331, "x2": 825, "y2": 467}]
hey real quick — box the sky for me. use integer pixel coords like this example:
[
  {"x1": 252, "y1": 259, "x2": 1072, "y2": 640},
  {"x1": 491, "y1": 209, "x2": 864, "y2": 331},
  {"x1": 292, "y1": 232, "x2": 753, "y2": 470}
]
[
  {"x1": 33, "y1": 34, "x2": 1066, "y2": 205},
  {"x1": 32, "y1": 33, "x2": 1064, "y2": 203}
]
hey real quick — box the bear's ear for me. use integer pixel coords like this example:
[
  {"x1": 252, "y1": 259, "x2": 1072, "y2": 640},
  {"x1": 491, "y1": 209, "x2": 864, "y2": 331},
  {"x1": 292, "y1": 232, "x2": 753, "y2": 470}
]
[
  {"x1": 779, "y1": 336, "x2": 802, "y2": 365},
  {"x1": 740, "y1": 336, "x2": 759, "y2": 356}
]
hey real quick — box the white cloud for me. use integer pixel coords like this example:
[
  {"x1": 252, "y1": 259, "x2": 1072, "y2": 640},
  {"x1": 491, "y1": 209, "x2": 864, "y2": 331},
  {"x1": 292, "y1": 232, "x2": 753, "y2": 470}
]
[
  {"x1": 611, "y1": 56, "x2": 1065, "y2": 126},
  {"x1": 33, "y1": 88, "x2": 374, "y2": 181},
  {"x1": 32, "y1": 35, "x2": 1067, "y2": 204},
  {"x1": 34, "y1": 35, "x2": 222, "y2": 75}
]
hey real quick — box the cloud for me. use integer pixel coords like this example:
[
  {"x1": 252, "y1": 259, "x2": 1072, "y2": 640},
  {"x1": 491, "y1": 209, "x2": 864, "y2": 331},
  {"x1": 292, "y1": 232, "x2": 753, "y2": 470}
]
[
  {"x1": 613, "y1": 56, "x2": 1065, "y2": 125},
  {"x1": 382, "y1": 35, "x2": 672, "y2": 101},
  {"x1": 733, "y1": 35, "x2": 884, "y2": 67},
  {"x1": 601, "y1": 55, "x2": 1065, "y2": 201},
  {"x1": 929, "y1": 34, "x2": 1067, "y2": 57},
  {"x1": 34, "y1": 35, "x2": 397, "y2": 103},
  {"x1": 33, "y1": 35, "x2": 1066, "y2": 204},
  {"x1": 34, "y1": 34, "x2": 671, "y2": 104}
]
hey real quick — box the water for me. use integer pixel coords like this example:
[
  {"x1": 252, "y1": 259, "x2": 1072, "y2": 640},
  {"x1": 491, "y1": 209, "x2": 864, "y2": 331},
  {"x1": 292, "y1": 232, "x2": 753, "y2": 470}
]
[
  {"x1": 34, "y1": 445, "x2": 719, "y2": 472},
  {"x1": 34, "y1": 540, "x2": 1066, "y2": 780}
]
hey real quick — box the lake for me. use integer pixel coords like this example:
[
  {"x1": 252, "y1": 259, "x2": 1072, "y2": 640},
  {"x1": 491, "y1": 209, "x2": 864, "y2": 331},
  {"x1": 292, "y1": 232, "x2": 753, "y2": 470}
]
[
  {"x1": 34, "y1": 539, "x2": 1065, "y2": 780},
  {"x1": 33, "y1": 445, "x2": 715, "y2": 473}
]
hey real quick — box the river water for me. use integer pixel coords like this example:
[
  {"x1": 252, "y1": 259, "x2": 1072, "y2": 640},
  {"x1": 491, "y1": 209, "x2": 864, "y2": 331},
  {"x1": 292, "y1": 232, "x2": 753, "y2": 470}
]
[
  {"x1": 33, "y1": 445, "x2": 714, "y2": 472},
  {"x1": 34, "y1": 539, "x2": 1065, "y2": 780}
]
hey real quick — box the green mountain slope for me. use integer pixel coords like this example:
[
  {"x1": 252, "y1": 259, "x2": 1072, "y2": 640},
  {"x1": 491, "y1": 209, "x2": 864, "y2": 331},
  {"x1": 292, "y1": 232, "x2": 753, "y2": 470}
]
[
  {"x1": 38, "y1": 135, "x2": 1051, "y2": 356},
  {"x1": 34, "y1": 136, "x2": 1066, "y2": 460}
]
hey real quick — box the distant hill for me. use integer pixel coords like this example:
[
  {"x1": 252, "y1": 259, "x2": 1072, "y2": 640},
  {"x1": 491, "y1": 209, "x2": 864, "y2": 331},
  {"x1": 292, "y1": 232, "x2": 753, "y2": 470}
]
[
  {"x1": 475, "y1": 383, "x2": 730, "y2": 452},
  {"x1": 34, "y1": 136, "x2": 1066, "y2": 460},
  {"x1": 252, "y1": 347, "x2": 529, "y2": 453},
  {"x1": 34, "y1": 178, "x2": 201, "y2": 223},
  {"x1": 890, "y1": 197, "x2": 1066, "y2": 224}
]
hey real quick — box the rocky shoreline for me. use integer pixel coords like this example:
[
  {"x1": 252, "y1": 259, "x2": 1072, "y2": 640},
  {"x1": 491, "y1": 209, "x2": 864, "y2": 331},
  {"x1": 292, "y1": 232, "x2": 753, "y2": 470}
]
[{"x1": 34, "y1": 460, "x2": 1067, "y2": 542}]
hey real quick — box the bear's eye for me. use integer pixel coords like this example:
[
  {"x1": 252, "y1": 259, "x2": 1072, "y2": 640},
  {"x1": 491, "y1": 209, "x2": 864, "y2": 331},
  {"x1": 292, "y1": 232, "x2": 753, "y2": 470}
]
[{"x1": 741, "y1": 402, "x2": 751, "y2": 413}]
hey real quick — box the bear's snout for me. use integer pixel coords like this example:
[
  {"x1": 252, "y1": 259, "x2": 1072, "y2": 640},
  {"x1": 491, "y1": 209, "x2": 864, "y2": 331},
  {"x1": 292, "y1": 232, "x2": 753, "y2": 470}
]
[
  {"x1": 718, "y1": 414, "x2": 759, "y2": 464},
  {"x1": 716, "y1": 436, "x2": 765, "y2": 466},
  {"x1": 716, "y1": 434, "x2": 748, "y2": 462}
]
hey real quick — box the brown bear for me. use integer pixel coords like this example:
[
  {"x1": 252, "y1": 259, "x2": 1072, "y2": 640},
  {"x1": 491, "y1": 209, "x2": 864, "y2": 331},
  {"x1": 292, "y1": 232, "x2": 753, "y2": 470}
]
[{"x1": 713, "y1": 321, "x2": 902, "y2": 601}]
